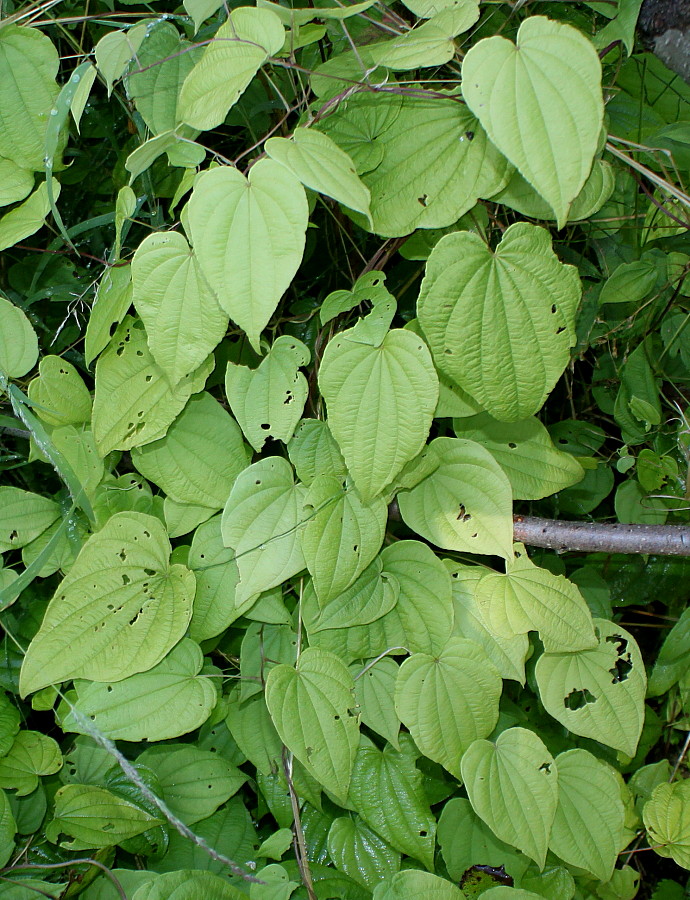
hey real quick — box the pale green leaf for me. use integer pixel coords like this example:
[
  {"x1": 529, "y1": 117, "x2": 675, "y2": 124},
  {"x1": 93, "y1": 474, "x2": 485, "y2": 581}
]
[
  {"x1": 287, "y1": 418, "x2": 347, "y2": 485},
  {"x1": 644, "y1": 780, "x2": 690, "y2": 870},
  {"x1": 125, "y1": 130, "x2": 206, "y2": 181},
  {"x1": 351, "y1": 657, "x2": 400, "y2": 749},
  {"x1": 0, "y1": 157, "x2": 33, "y2": 208},
  {"x1": 462, "y1": 16, "x2": 603, "y2": 226},
  {"x1": 0, "y1": 731, "x2": 61, "y2": 796},
  {"x1": 178, "y1": 8, "x2": 285, "y2": 131},
  {"x1": 397, "y1": 437, "x2": 513, "y2": 559},
  {"x1": 364, "y1": 7, "x2": 479, "y2": 71},
  {"x1": 188, "y1": 160, "x2": 308, "y2": 352},
  {"x1": 225, "y1": 335, "x2": 310, "y2": 451},
  {"x1": 475, "y1": 546, "x2": 597, "y2": 652},
  {"x1": 134, "y1": 871, "x2": 248, "y2": 900},
  {"x1": 0, "y1": 487, "x2": 59, "y2": 552},
  {"x1": 221, "y1": 457, "x2": 307, "y2": 607},
  {"x1": 318, "y1": 317, "x2": 438, "y2": 502},
  {"x1": 69, "y1": 63, "x2": 97, "y2": 133},
  {"x1": 461, "y1": 727, "x2": 559, "y2": 868},
  {"x1": 95, "y1": 24, "x2": 147, "y2": 95},
  {"x1": 85, "y1": 264, "x2": 133, "y2": 366},
  {"x1": 138, "y1": 744, "x2": 246, "y2": 824},
  {"x1": 188, "y1": 514, "x2": 242, "y2": 641},
  {"x1": 0, "y1": 26, "x2": 60, "y2": 170},
  {"x1": 395, "y1": 637, "x2": 502, "y2": 778},
  {"x1": 92, "y1": 317, "x2": 212, "y2": 456},
  {"x1": 401, "y1": 0, "x2": 476, "y2": 18},
  {"x1": 549, "y1": 748, "x2": 625, "y2": 881},
  {"x1": 418, "y1": 222, "x2": 580, "y2": 421},
  {"x1": 132, "y1": 392, "x2": 249, "y2": 508},
  {"x1": 535, "y1": 618, "x2": 646, "y2": 757},
  {"x1": 0, "y1": 179, "x2": 61, "y2": 252},
  {"x1": 265, "y1": 128, "x2": 370, "y2": 217},
  {"x1": 19, "y1": 512, "x2": 195, "y2": 696},
  {"x1": 265, "y1": 647, "x2": 359, "y2": 801},
  {"x1": 600, "y1": 259, "x2": 659, "y2": 306},
  {"x1": 593, "y1": 0, "x2": 643, "y2": 55},
  {"x1": 328, "y1": 816, "x2": 400, "y2": 889},
  {"x1": 165, "y1": 497, "x2": 215, "y2": 539},
  {"x1": 0, "y1": 789, "x2": 16, "y2": 868},
  {"x1": 348, "y1": 736, "x2": 436, "y2": 870},
  {"x1": 301, "y1": 476, "x2": 387, "y2": 605},
  {"x1": 46, "y1": 784, "x2": 160, "y2": 850},
  {"x1": 28, "y1": 355, "x2": 92, "y2": 426},
  {"x1": 43, "y1": 425, "x2": 103, "y2": 501},
  {"x1": 257, "y1": 0, "x2": 377, "y2": 26},
  {"x1": 445, "y1": 561, "x2": 528, "y2": 684},
  {"x1": 372, "y1": 870, "x2": 464, "y2": 900},
  {"x1": 0, "y1": 296, "x2": 38, "y2": 380},
  {"x1": 63, "y1": 639, "x2": 217, "y2": 741},
  {"x1": 454, "y1": 413, "x2": 584, "y2": 500},
  {"x1": 303, "y1": 557, "x2": 399, "y2": 633},
  {"x1": 132, "y1": 230, "x2": 228, "y2": 383},
  {"x1": 184, "y1": 0, "x2": 224, "y2": 32}
]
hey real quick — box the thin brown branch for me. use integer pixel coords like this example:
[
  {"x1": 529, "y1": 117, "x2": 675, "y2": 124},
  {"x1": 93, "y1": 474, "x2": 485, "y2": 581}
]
[{"x1": 513, "y1": 514, "x2": 690, "y2": 556}]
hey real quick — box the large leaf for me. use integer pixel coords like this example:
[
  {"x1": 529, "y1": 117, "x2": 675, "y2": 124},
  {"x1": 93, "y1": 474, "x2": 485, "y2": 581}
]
[
  {"x1": 19, "y1": 512, "x2": 195, "y2": 696},
  {"x1": 303, "y1": 557, "x2": 399, "y2": 633},
  {"x1": 348, "y1": 736, "x2": 436, "y2": 870},
  {"x1": 643, "y1": 780, "x2": 690, "y2": 870},
  {"x1": 0, "y1": 296, "x2": 38, "y2": 379},
  {"x1": 394, "y1": 637, "x2": 502, "y2": 778},
  {"x1": 265, "y1": 647, "x2": 359, "y2": 801},
  {"x1": 225, "y1": 335, "x2": 309, "y2": 451},
  {"x1": 188, "y1": 160, "x2": 308, "y2": 352},
  {"x1": 134, "y1": 870, "x2": 248, "y2": 900},
  {"x1": 549, "y1": 748, "x2": 625, "y2": 881},
  {"x1": 418, "y1": 222, "x2": 580, "y2": 421},
  {"x1": 265, "y1": 128, "x2": 370, "y2": 217},
  {"x1": 301, "y1": 476, "x2": 387, "y2": 605},
  {"x1": 462, "y1": 16, "x2": 603, "y2": 226},
  {"x1": 92, "y1": 317, "x2": 212, "y2": 456},
  {"x1": 0, "y1": 488, "x2": 59, "y2": 552},
  {"x1": 397, "y1": 437, "x2": 513, "y2": 559},
  {"x1": 318, "y1": 314, "x2": 438, "y2": 501},
  {"x1": 454, "y1": 413, "x2": 583, "y2": 500},
  {"x1": 475, "y1": 546, "x2": 597, "y2": 652},
  {"x1": 221, "y1": 457, "x2": 307, "y2": 607},
  {"x1": 132, "y1": 392, "x2": 249, "y2": 508},
  {"x1": 178, "y1": 7, "x2": 284, "y2": 130},
  {"x1": 461, "y1": 727, "x2": 559, "y2": 868},
  {"x1": 351, "y1": 657, "x2": 400, "y2": 749},
  {"x1": 225, "y1": 691, "x2": 282, "y2": 776},
  {"x1": 328, "y1": 815, "x2": 400, "y2": 889},
  {"x1": 0, "y1": 26, "x2": 59, "y2": 170},
  {"x1": 132, "y1": 231, "x2": 228, "y2": 384},
  {"x1": 63, "y1": 639, "x2": 217, "y2": 741},
  {"x1": 535, "y1": 618, "x2": 646, "y2": 757},
  {"x1": 372, "y1": 870, "x2": 464, "y2": 900}
]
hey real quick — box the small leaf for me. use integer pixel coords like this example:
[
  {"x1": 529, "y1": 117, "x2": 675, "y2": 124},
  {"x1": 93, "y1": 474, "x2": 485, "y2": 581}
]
[
  {"x1": 305, "y1": 556, "x2": 398, "y2": 633},
  {"x1": 327, "y1": 816, "x2": 400, "y2": 889},
  {"x1": 535, "y1": 618, "x2": 646, "y2": 757},
  {"x1": 265, "y1": 647, "x2": 360, "y2": 801},
  {"x1": 0, "y1": 790, "x2": 16, "y2": 868},
  {"x1": 0, "y1": 296, "x2": 38, "y2": 379},
  {"x1": 85, "y1": 264, "x2": 133, "y2": 366},
  {"x1": 599, "y1": 259, "x2": 658, "y2": 306},
  {"x1": 461, "y1": 727, "x2": 559, "y2": 868},
  {"x1": 351, "y1": 658, "x2": 400, "y2": 749},
  {"x1": 94, "y1": 24, "x2": 147, "y2": 95},
  {"x1": 0, "y1": 731, "x2": 62, "y2": 796},
  {"x1": 462, "y1": 16, "x2": 603, "y2": 226},
  {"x1": 28, "y1": 355, "x2": 92, "y2": 426},
  {"x1": 372, "y1": 870, "x2": 464, "y2": 900},
  {"x1": 644, "y1": 780, "x2": 690, "y2": 870},
  {"x1": 0, "y1": 487, "x2": 59, "y2": 552},
  {"x1": 188, "y1": 514, "x2": 242, "y2": 641},
  {"x1": 287, "y1": 419, "x2": 347, "y2": 485},
  {"x1": 0, "y1": 179, "x2": 62, "y2": 252},
  {"x1": 364, "y1": 7, "x2": 479, "y2": 71},
  {"x1": 0, "y1": 158, "x2": 33, "y2": 208}
]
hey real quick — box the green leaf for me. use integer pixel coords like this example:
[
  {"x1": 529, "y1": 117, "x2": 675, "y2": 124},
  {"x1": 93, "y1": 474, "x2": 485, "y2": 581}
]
[
  {"x1": 454, "y1": 413, "x2": 584, "y2": 500},
  {"x1": 304, "y1": 556, "x2": 398, "y2": 633},
  {"x1": 599, "y1": 259, "x2": 658, "y2": 306},
  {"x1": 188, "y1": 160, "x2": 307, "y2": 352},
  {"x1": 138, "y1": 744, "x2": 246, "y2": 824},
  {"x1": 225, "y1": 692, "x2": 282, "y2": 776},
  {"x1": 28, "y1": 355, "x2": 92, "y2": 426},
  {"x1": 46, "y1": 784, "x2": 160, "y2": 850},
  {"x1": 535, "y1": 618, "x2": 647, "y2": 757},
  {"x1": 319, "y1": 317, "x2": 438, "y2": 501},
  {"x1": 327, "y1": 816, "x2": 400, "y2": 889},
  {"x1": 446, "y1": 561, "x2": 528, "y2": 684},
  {"x1": 132, "y1": 392, "x2": 249, "y2": 508},
  {"x1": 301, "y1": 476, "x2": 387, "y2": 605},
  {"x1": 0, "y1": 789, "x2": 16, "y2": 868},
  {"x1": 593, "y1": 0, "x2": 644, "y2": 55},
  {"x1": 0, "y1": 179, "x2": 61, "y2": 252},
  {"x1": 461, "y1": 727, "x2": 559, "y2": 868},
  {"x1": 63, "y1": 639, "x2": 217, "y2": 741},
  {"x1": 184, "y1": 0, "x2": 224, "y2": 32},
  {"x1": 395, "y1": 637, "x2": 502, "y2": 778},
  {"x1": 265, "y1": 128, "x2": 370, "y2": 218},
  {"x1": 462, "y1": 16, "x2": 603, "y2": 226},
  {"x1": 475, "y1": 546, "x2": 597, "y2": 652},
  {"x1": 0, "y1": 26, "x2": 60, "y2": 170},
  {"x1": 0, "y1": 487, "x2": 59, "y2": 552},
  {"x1": 92, "y1": 317, "x2": 212, "y2": 456},
  {"x1": 178, "y1": 7, "x2": 285, "y2": 130},
  {"x1": 94, "y1": 23, "x2": 147, "y2": 95},
  {"x1": 0, "y1": 157, "x2": 33, "y2": 208},
  {"x1": 265, "y1": 647, "x2": 359, "y2": 801},
  {"x1": 372, "y1": 870, "x2": 464, "y2": 900},
  {"x1": 0, "y1": 731, "x2": 62, "y2": 796},
  {"x1": 257, "y1": 0, "x2": 376, "y2": 25},
  {"x1": 418, "y1": 222, "x2": 580, "y2": 421},
  {"x1": 351, "y1": 657, "x2": 400, "y2": 749},
  {"x1": 648, "y1": 608, "x2": 690, "y2": 697},
  {"x1": 287, "y1": 419, "x2": 347, "y2": 486},
  {"x1": 348, "y1": 736, "x2": 436, "y2": 870},
  {"x1": 549, "y1": 748, "x2": 625, "y2": 882},
  {"x1": 397, "y1": 437, "x2": 513, "y2": 559},
  {"x1": 85, "y1": 264, "x2": 133, "y2": 366},
  {"x1": 0, "y1": 692, "x2": 20, "y2": 757},
  {"x1": 0, "y1": 297, "x2": 37, "y2": 381},
  {"x1": 19, "y1": 512, "x2": 195, "y2": 696},
  {"x1": 644, "y1": 780, "x2": 690, "y2": 870},
  {"x1": 363, "y1": 7, "x2": 479, "y2": 71},
  {"x1": 188, "y1": 514, "x2": 242, "y2": 641},
  {"x1": 401, "y1": 0, "x2": 476, "y2": 16},
  {"x1": 225, "y1": 335, "x2": 310, "y2": 451},
  {"x1": 221, "y1": 457, "x2": 307, "y2": 607},
  {"x1": 165, "y1": 498, "x2": 215, "y2": 540},
  {"x1": 132, "y1": 231, "x2": 228, "y2": 383}
]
